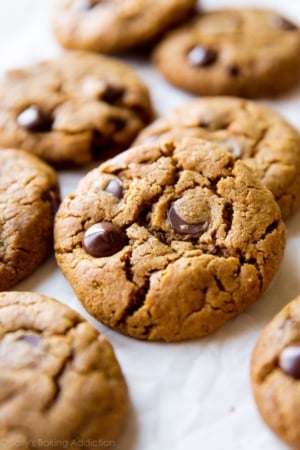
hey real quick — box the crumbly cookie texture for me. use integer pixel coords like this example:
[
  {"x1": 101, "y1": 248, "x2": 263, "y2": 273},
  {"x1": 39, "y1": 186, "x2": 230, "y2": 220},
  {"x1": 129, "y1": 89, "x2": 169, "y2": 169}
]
[
  {"x1": 153, "y1": 9, "x2": 300, "y2": 97},
  {"x1": 134, "y1": 97, "x2": 300, "y2": 220},
  {"x1": 251, "y1": 296, "x2": 300, "y2": 450},
  {"x1": 0, "y1": 291, "x2": 128, "y2": 450},
  {"x1": 0, "y1": 51, "x2": 153, "y2": 167},
  {"x1": 52, "y1": 0, "x2": 196, "y2": 54},
  {"x1": 0, "y1": 149, "x2": 60, "y2": 290},
  {"x1": 54, "y1": 137, "x2": 286, "y2": 342}
]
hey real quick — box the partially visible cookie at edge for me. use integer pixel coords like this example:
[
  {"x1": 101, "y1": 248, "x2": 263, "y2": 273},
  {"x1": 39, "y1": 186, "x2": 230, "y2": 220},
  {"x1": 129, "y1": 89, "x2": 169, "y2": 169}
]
[
  {"x1": 52, "y1": 0, "x2": 197, "y2": 54},
  {"x1": 0, "y1": 149, "x2": 60, "y2": 291},
  {"x1": 153, "y1": 9, "x2": 300, "y2": 98},
  {"x1": 251, "y1": 296, "x2": 300, "y2": 450},
  {"x1": 134, "y1": 97, "x2": 300, "y2": 220},
  {"x1": 0, "y1": 51, "x2": 153, "y2": 167},
  {"x1": 54, "y1": 137, "x2": 286, "y2": 341},
  {"x1": 0, "y1": 291, "x2": 128, "y2": 449}
]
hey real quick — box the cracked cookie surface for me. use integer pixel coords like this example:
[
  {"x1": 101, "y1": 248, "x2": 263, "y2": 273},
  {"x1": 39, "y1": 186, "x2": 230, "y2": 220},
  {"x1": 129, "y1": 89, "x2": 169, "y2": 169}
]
[
  {"x1": 134, "y1": 97, "x2": 300, "y2": 220},
  {"x1": 0, "y1": 51, "x2": 153, "y2": 167},
  {"x1": 0, "y1": 149, "x2": 60, "y2": 290},
  {"x1": 251, "y1": 296, "x2": 300, "y2": 450},
  {"x1": 0, "y1": 291, "x2": 128, "y2": 450},
  {"x1": 52, "y1": 0, "x2": 196, "y2": 54},
  {"x1": 153, "y1": 9, "x2": 300, "y2": 97},
  {"x1": 54, "y1": 137, "x2": 286, "y2": 341}
]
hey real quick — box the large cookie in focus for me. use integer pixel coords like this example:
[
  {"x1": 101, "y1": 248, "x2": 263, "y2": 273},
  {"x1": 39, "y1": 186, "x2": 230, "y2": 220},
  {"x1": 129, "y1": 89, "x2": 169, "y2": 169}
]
[
  {"x1": 53, "y1": 0, "x2": 196, "y2": 54},
  {"x1": 134, "y1": 97, "x2": 300, "y2": 220},
  {"x1": 0, "y1": 51, "x2": 153, "y2": 167},
  {"x1": 251, "y1": 296, "x2": 300, "y2": 450},
  {"x1": 0, "y1": 149, "x2": 60, "y2": 290},
  {"x1": 0, "y1": 291, "x2": 128, "y2": 449},
  {"x1": 153, "y1": 9, "x2": 300, "y2": 97},
  {"x1": 54, "y1": 137, "x2": 286, "y2": 341}
]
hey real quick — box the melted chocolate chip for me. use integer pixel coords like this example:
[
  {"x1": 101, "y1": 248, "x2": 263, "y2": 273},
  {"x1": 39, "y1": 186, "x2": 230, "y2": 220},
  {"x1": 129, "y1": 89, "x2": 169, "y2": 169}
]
[
  {"x1": 105, "y1": 179, "x2": 123, "y2": 199},
  {"x1": 167, "y1": 204, "x2": 208, "y2": 235},
  {"x1": 91, "y1": 130, "x2": 114, "y2": 159},
  {"x1": 188, "y1": 45, "x2": 218, "y2": 67},
  {"x1": 18, "y1": 334, "x2": 40, "y2": 347},
  {"x1": 227, "y1": 65, "x2": 240, "y2": 77},
  {"x1": 109, "y1": 117, "x2": 126, "y2": 132},
  {"x1": 17, "y1": 105, "x2": 53, "y2": 132},
  {"x1": 272, "y1": 15, "x2": 298, "y2": 31},
  {"x1": 101, "y1": 85, "x2": 125, "y2": 104},
  {"x1": 82, "y1": 222, "x2": 126, "y2": 257},
  {"x1": 279, "y1": 343, "x2": 300, "y2": 379},
  {"x1": 220, "y1": 138, "x2": 242, "y2": 159}
]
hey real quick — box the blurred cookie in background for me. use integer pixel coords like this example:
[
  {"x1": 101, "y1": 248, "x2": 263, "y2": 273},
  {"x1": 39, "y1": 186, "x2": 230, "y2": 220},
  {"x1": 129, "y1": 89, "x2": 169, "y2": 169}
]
[
  {"x1": 153, "y1": 9, "x2": 300, "y2": 98},
  {"x1": 0, "y1": 51, "x2": 153, "y2": 167}
]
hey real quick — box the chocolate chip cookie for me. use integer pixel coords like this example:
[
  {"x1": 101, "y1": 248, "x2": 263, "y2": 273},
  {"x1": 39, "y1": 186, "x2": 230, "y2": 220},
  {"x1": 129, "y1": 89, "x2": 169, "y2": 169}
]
[
  {"x1": 0, "y1": 291, "x2": 128, "y2": 449},
  {"x1": 153, "y1": 9, "x2": 300, "y2": 97},
  {"x1": 53, "y1": 0, "x2": 196, "y2": 54},
  {"x1": 54, "y1": 137, "x2": 286, "y2": 341},
  {"x1": 251, "y1": 296, "x2": 300, "y2": 450},
  {"x1": 0, "y1": 51, "x2": 153, "y2": 167},
  {"x1": 134, "y1": 97, "x2": 300, "y2": 220},
  {"x1": 0, "y1": 149, "x2": 60, "y2": 291}
]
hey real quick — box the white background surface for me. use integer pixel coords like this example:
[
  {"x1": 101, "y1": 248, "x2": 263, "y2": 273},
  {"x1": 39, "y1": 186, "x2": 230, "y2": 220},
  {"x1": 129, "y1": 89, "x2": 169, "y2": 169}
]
[{"x1": 1, "y1": 1, "x2": 300, "y2": 449}]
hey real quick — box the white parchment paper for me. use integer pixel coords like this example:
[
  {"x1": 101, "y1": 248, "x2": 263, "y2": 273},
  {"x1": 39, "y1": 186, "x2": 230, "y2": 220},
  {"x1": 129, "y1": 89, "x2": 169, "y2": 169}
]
[{"x1": 1, "y1": 1, "x2": 300, "y2": 449}]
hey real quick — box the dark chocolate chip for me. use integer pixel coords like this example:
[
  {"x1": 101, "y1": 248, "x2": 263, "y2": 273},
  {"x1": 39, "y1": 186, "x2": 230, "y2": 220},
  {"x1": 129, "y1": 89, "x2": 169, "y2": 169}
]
[
  {"x1": 82, "y1": 221, "x2": 126, "y2": 257},
  {"x1": 18, "y1": 334, "x2": 40, "y2": 347},
  {"x1": 105, "y1": 179, "x2": 124, "y2": 199},
  {"x1": 188, "y1": 45, "x2": 218, "y2": 67},
  {"x1": 109, "y1": 117, "x2": 126, "y2": 132},
  {"x1": 167, "y1": 204, "x2": 208, "y2": 235},
  {"x1": 220, "y1": 138, "x2": 242, "y2": 159},
  {"x1": 272, "y1": 15, "x2": 298, "y2": 31},
  {"x1": 17, "y1": 105, "x2": 53, "y2": 132},
  {"x1": 91, "y1": 130, "x2": 114, "y2": 159},
  {"x1": 101, "y1": 85, "x2": 125, "y2": 104},
  {"x1": 279, "y1": 343, "x2": 300, "y2": 379},
  {"x1": 227, "y1": 65, "x2": 240, "y2": 77}
]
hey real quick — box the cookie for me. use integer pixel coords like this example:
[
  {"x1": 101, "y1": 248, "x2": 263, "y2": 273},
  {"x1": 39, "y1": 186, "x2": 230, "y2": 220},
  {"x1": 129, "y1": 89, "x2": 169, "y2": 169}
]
[
  {"x1": 251, "y1": 296, "x2": 300, "y2": 449},
  {"x1": 0, "y1": 149, "x2": 60, "y2": 291},
  {"x1": 134, "y1": 97, "x2": 300, "y2": 220},
  {"x1": 0, "y1": 291, "x2": 128, "y2": 449},
  {"x1": 153, "y1": 9, "x2": 300, "y2": 97},
  {"x1": 54, "y1": 137, "x2": 286, "y2": 341},
  {"x1": 52, "y1": 0, "x2": 196, "y2": 54},
  {"x1": 0, "y1": 51, "x2": 153, "y2": 167}
]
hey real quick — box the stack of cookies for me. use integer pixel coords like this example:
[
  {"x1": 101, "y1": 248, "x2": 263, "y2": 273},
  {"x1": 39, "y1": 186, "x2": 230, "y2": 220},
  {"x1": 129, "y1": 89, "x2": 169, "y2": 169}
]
[{"x1": 1, "y1": 0, "x2": 300, "y2": 448}]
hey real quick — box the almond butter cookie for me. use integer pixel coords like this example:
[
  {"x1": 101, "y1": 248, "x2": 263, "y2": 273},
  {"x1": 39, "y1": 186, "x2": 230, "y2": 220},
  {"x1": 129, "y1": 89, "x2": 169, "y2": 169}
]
[
  {"x1": 153, "y1": 9, "x2": 300, "y2": 97},
  {"x1": 54, "y1": 137, "x2": 286, "y2": 341},
  {"x1": 0, "y1": 291, "x2": 128, "y2": 449}
]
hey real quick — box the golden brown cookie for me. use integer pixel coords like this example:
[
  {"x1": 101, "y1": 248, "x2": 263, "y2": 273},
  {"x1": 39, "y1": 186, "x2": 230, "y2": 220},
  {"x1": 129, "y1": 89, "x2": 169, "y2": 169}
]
[
  {"x1": 52, "y1": 0, "x2": 197, "y2": 54},
  {"x1": 0, "y1": 291, "x2": 128, "y2": 450},
  {"x1": 0, "y1": 149, "x2": 60, "y2": 290},
  {"x1": 153, "y1": 9, "x2": 300, "y2": 97},
  {"x1": 54, "y1": 137, "x2": 286, "y2": 341},
  {"x1": 251, "y1": 296, "x2": 300, "y2": 450},
  {"x1": 0, "y1": 51, "x2": 153, "y2": 167},
  {"x1": 134, "y1": 97, "x2": 300, "y2": 220}
]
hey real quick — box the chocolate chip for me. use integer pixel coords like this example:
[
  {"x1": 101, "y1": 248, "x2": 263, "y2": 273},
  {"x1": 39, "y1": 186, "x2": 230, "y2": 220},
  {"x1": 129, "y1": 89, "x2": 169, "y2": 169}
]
[
  {"x1": 279, "y1": 343, "x2": 300, "y2": 379},
  {"x1": 219, "y1": 138, "x2": 242, "y2": 159},
  {"x1": 72, "y1": 0, "x2": 97, "y2": 12},
  {"x1": 101, "y1": 85, "x2": 125, "y2": 104},
  {"x1": 167, "y1": 204, "x2": 208, "y2": 235},
  {"x1": 17, "y1": 105, "x2": 53, "y2": 132},
  {"x1": 109, "y1": 117, "x2": 126, "y2": 132},
  {"x1": 227, "y1": 65, "x2": 240, "y2": 77},
  {"x1": 82, "y1": 222, "x2": 126, "y2": 257},
  {"x1": 105, "y1": 179, "x2": 123, "y2": 199},
  {"x1": 91, "y1": 130, "x2": 114, "y2": 159},
  {"x1": 188, "y1": 45, "x2": 218, "y2": 67},
  {"x1": 272, "y1": 15, "x2": 298, "y2": 31},
  {"x1": 18, "y1": 334, "x2": 40, "y2": 347}
]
